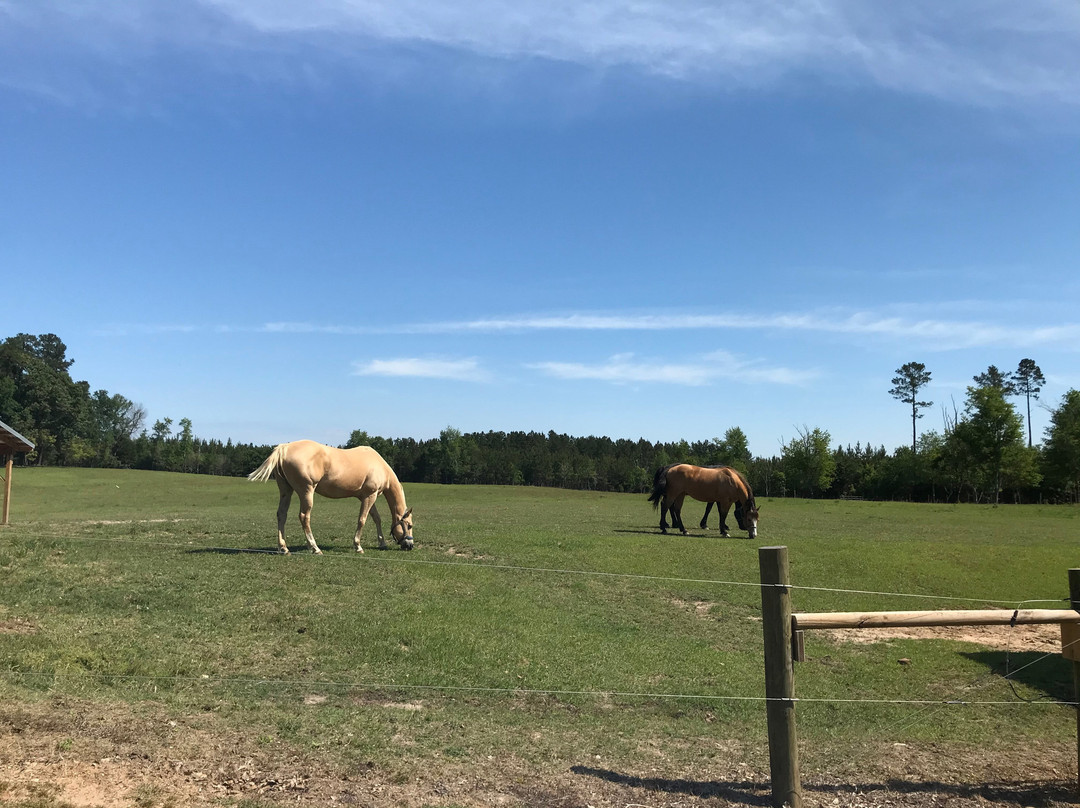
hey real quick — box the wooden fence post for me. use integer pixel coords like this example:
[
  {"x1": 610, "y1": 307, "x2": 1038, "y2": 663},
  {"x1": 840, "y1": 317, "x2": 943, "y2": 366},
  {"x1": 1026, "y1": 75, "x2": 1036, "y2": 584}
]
[
  {"x1": 1070, "y1": 568, "x2": 1080, "y2": 798},
  {"x1": 759, "y1": 546, "x2": 802, "y2": 808},
  {"x1": 2, "y1": 452, "x2": 12, "y2": 526}
]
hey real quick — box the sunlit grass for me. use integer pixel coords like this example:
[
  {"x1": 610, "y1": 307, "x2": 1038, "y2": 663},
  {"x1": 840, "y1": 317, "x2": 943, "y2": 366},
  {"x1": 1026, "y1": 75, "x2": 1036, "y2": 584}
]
[{"x1": 1, "y1": 467, "x2": 1078, "y2": 774}]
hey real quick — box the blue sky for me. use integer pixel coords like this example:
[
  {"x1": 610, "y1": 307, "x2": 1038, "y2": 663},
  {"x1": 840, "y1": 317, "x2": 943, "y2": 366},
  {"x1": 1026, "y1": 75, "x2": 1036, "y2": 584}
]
[{"x1": 3, "y1": 1, "x2": 1079, "y2": 456}]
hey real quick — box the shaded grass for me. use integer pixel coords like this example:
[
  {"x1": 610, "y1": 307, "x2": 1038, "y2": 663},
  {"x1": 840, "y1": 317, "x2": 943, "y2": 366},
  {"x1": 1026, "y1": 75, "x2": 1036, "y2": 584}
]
[{"x1": 1, "y1": 468, "x2": 1078, "y2": 777}]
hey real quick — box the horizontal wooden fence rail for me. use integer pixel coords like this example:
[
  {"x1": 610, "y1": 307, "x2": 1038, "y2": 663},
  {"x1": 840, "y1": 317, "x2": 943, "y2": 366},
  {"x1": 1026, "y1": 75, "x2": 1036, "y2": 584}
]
[{"x1": 793, "y1": 608, "x2": 1080, "y2": 631}]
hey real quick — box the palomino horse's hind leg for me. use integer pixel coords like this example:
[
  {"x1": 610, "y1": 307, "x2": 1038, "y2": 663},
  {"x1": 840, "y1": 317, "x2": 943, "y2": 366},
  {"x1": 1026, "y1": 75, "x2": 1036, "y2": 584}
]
[
  {"x1": 275, "y1": 478, "x2": 293, "y2": 554},
  {"x1": 296, "y1": 487, "x2": 323, "y2": 555},
  {"x1": 352, "y1": 493, "x2": 380, "y2": 553}
]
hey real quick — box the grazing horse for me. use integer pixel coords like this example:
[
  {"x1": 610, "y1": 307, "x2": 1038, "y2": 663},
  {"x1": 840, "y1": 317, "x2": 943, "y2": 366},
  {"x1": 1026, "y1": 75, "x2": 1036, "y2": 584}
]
[
  {"x1": 248, "y1": 440, "x2": 414, "y2": 555},
  {"x1": 649, "y1": 464, "x2": 734, "y2": 531},
  {"x1": 657, "y1": 463, "x2": 738, "y2": 532},
  {"x1": 648, "y1": 464, "x2": 758, "y2": 539}
]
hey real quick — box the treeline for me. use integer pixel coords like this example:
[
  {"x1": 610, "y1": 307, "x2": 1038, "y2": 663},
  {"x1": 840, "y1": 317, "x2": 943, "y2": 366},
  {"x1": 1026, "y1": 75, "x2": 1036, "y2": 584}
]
[{"x1": 2, "y1": 333, "x2": 1079, "y2": 503}]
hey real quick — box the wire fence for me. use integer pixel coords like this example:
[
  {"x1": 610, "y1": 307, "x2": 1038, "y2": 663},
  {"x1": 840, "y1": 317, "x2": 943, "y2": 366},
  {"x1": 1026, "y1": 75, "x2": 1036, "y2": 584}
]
[
  {"x1": 7, "y1": 528, "x2": 1073, "y2": 606},
  {"x1": 1, "y1": 528, "x2": 1077, "y2": 714}
]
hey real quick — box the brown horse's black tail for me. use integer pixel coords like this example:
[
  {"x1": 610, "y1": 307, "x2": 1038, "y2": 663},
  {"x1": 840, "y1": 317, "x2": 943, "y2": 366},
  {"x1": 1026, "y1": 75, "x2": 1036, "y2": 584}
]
[{"x1": 648, "y1": 465, "x2": 671, "y2": 509}]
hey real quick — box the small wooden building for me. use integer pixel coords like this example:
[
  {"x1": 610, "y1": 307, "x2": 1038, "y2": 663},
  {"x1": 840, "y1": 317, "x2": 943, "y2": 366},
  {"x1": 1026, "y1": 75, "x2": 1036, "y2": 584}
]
[{"x1": 0, "y1": 420, "x2": 35, "y2": 525}]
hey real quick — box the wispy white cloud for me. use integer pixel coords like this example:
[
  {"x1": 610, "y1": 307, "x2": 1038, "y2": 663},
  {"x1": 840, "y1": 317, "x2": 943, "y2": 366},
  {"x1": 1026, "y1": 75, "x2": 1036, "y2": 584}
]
[
  {"x1": 528, "y1": 351, "x2": 817, "y2": 387},
  {"x1": 353, "y1": 356, "x2": 490, "y2": 382},
  {"x1": 389, "y1": 310, "x2": 1080, "y2": 350},
  {"x1": 263, "y1": 322, "x2": 367, "y2": 335},
  {"x1": 5, "y1": 1, "x2": 1080, "y2": 109},
  {"x1": 96, "y1": 308, "x2": 1080, "y2": 351}
]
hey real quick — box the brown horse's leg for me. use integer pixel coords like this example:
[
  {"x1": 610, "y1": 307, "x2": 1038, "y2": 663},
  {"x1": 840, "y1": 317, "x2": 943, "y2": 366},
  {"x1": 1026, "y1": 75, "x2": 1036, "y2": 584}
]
[
  {"x1": 659, "y1": 499, "x2": 670, "y2": 533},
  {"x1": 718, "y1": 502, "x2": 731, "y2": 537},
  {"x1": 352, "y1": 493, "x2": 380, "y2": 553},
  {"x1": 699, "y1": 501, "x2": 714, "y2": 530},
  {"x1": 275, "y1": 477, "x2": 293, "y2": 554},
  {"x1": 673, "y1": 494, "x2": 689, "y2": 535},
  {"x1": 296, "y1": 487, "x2": 322, "y2": 555}
]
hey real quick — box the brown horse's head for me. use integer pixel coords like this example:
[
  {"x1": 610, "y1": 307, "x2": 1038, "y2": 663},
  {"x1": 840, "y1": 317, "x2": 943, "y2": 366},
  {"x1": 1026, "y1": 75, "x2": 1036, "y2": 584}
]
[
  {"x1": 735, "y1": 497, "x2": 759, "y2": 539},
  {"x1": 392, "y1": 508, "x2": 415, "y2": 550}
]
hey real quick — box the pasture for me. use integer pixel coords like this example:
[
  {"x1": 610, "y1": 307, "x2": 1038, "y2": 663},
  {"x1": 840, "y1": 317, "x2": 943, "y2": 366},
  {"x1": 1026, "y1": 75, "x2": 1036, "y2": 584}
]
[{"x1": 1, "y1": 468, "x2": 1078, "y2": 807}]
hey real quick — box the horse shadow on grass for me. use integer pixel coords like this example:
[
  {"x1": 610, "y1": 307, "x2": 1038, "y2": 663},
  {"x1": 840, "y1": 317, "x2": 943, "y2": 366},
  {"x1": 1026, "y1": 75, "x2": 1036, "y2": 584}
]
[
  {"x1": 570, "y1": 766, "x2": 1075, "y2": 806},
  {"x1": 613, "y1": 528, "x2": 744, "y2": 539},
  {"x1": 186, "y1": 545, "x2": 285, "y2": 556},
  {"x1": 186, "y1": 545, "x2": 388, "y2": 556}
]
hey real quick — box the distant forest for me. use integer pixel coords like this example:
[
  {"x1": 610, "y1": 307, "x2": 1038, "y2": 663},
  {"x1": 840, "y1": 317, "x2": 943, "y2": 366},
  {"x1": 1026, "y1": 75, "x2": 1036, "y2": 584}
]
[{"x1": 3, "y1": 333, "x2": 1079, "y2": 504}]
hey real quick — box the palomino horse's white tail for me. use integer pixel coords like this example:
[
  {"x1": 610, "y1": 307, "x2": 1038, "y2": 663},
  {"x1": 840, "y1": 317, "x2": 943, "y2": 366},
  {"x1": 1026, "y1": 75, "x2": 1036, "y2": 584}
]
[{"x1": 248, "y1": 443, "x2": 289, "y2": 483}]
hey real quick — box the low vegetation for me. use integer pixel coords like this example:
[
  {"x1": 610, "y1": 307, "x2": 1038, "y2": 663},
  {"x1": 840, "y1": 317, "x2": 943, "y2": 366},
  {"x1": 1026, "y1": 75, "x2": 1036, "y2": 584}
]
[{"x1": 5, "y1": 333, "x2": 1080, "y2": 504}]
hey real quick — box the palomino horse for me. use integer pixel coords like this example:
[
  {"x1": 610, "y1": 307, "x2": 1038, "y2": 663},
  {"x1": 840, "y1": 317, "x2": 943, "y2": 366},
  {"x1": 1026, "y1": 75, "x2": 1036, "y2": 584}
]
[
  {"x1": 248, "y1": 440, "x2": 414, "y2": 555},
  {"x1": 648, "y1": 464, "x2": 758, "y2": 539}
]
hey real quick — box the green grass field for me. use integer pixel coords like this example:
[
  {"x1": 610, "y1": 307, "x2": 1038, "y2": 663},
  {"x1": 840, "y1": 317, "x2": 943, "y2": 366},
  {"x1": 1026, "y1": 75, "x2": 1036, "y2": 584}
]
[{"x1": 1, "y1": 468, "x2": 1079, "y2": 804}]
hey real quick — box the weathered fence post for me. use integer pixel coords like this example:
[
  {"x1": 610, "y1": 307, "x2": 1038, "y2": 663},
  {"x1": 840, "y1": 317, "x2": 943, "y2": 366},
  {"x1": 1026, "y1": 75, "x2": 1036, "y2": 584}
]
[{"x1": 759, "y1": 546, "x2": 802, "y2": 808}]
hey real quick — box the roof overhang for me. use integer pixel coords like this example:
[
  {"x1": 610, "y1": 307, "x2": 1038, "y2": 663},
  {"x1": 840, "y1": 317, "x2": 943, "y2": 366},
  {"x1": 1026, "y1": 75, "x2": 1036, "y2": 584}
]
[{"x1": 0, "y1": 420, "x2": 35, "y2": 453}]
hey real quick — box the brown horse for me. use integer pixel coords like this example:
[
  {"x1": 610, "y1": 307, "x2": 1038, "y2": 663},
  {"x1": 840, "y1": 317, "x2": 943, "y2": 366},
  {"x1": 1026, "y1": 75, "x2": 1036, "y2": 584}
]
[
  {"x1": 648, "y1": 464, "x2": 758, "y2": 539},
  {"x1": 248, "y1": 440, "x2": 414, "y2": 555}
]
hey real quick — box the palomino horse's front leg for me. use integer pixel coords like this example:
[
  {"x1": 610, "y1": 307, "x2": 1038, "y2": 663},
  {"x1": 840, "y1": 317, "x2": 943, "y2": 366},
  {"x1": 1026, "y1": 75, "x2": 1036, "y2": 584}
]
[
  {"x1": 352, "y1": 493, "x2": 380, "y2": 553},
  {"x1": 296, "y1": 487, "x2": 323, "y2": 555},
  {"x1": 364, "y1": 503, "x2": 390, "y2": 550}
]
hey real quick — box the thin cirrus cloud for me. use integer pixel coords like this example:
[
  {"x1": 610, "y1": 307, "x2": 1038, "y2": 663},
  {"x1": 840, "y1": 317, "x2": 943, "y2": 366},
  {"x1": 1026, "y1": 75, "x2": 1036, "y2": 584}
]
[
  {"x1": 211, "y1": 0, "x2": 1080, "y2": 104},
  {"x1": 352, "y1": 357, "x2": 491, "y2": 382},
  {"x1": 529, "y1": 351, "x2": 818, "y2": 387},
  {"x1": 350, "y1": 350, "x2": 813, "y2": 388},
  {"x1": 96, "y1": 309, "x2": 1080, "y2": 351},
  {"x1": 5, "y1": 1, "x2": 1080, "y2": 109},
  {"x1": 385, "y1": 311, "x2": 1080, "y2": 351}
]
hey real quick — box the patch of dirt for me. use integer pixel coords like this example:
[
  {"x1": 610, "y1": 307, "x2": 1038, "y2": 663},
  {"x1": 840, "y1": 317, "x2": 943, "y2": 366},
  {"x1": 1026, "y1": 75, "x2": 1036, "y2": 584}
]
[
  {"x1": 1, "y1": 697, "x2": 1076, "y2": 807},
  {"x1": 0, "y1": 619, "x2": 37, "y2": 636},
  {"x1": 444, "y1": 545, "x2": 492, "y2": 560},
  {"x1": 672, "y1": 598, "x2": 716, "y2": 618},
  {"x1": 823, "y1": 622, "x2": 1062, "y2": 654}
]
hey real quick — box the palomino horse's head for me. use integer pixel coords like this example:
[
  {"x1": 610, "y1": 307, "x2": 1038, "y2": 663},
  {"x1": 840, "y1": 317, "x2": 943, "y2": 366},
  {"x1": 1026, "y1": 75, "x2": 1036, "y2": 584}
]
[
  {"x1": 735, "y1": 499, "x2": 760, "y2": 540},
  {"x1": 392, "y1": 508, "x2": 415, "y2": 550}
]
